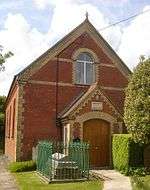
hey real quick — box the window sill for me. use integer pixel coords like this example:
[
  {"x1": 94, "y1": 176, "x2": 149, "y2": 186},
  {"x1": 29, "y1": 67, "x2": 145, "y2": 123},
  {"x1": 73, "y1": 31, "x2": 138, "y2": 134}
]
[{"x1": 73, "y1": 83, "x2": 92, "y2": 87}]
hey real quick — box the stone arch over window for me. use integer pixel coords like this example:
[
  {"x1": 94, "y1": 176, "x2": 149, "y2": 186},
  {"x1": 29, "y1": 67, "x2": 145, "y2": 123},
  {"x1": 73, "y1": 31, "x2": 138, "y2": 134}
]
[{"x1": 72, "y1": 48, "x2": 99, "y2": 84}]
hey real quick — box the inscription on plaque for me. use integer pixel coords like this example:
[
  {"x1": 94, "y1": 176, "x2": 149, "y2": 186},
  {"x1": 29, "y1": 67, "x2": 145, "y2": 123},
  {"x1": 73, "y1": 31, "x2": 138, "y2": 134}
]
[{"x1": 91, "y1": 102, "x2": 103, "y2": 111}]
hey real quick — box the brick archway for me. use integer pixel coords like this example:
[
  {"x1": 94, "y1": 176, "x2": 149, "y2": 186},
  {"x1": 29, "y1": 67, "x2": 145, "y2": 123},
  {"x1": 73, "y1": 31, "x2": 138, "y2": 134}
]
[
  {"x1": 74, "y1": 111, "x2": 116, "y2": 137},
  {"x1": 71, "y1": 111, "x2": 116, "y2": 167}
]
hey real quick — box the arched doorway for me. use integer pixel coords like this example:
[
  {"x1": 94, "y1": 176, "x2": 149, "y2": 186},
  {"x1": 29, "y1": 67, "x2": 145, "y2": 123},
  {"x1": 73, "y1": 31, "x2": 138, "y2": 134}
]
[{"x1": 83, "y1": 119, "x2": 110, "y2": 168}]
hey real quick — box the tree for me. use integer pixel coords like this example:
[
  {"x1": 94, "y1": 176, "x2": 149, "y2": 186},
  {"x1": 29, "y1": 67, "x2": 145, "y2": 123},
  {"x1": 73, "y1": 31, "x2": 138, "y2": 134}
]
[
  {"x1": 0, "y1": 96, "x2": 6, "y2": 152},
  {"x1": 0, "y1": 45, "x2": 13, "y2": 71},
  {"x1": 124, "y1": 57, "x2": 150, "y2": 145},
  {"x1": 0, "y1": 96, "x2": 6, "y2": 129}
]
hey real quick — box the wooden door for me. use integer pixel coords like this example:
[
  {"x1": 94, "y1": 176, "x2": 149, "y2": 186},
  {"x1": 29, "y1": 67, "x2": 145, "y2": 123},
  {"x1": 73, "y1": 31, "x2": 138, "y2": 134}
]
[{"x1": 83, "y1": 119, "x2": 110, "y2": 168}]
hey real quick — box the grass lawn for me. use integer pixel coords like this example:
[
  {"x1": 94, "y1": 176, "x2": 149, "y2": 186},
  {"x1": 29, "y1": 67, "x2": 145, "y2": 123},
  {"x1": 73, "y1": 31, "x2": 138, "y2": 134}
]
[
  {"x1": 131, "y1": 175, "x2": 150, "y2": 190},
  {"x1": 14, "y1": 171, "x2": 103, "y2": 190}
]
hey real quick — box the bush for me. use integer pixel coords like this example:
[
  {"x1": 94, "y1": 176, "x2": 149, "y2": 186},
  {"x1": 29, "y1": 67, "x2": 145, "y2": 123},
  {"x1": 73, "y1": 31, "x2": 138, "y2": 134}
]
[
  {"x1": 128, "y1": 167, "x2": 148, "y2": 176},
  {"x1": 8, "y1": 160, "x2": 36, "y2": 172},
  {"x1": 112, "y1": 134, "x2": 144, "y2": 175},
  {"x1": 124, "y1": 57, "x2": 150, "y2": 145}
]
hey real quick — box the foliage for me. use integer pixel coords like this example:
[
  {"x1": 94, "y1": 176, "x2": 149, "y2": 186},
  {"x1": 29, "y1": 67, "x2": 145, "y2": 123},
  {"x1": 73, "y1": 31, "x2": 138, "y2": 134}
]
[
  {"x1": 0, "y1": 96, "x2": 6, "y2": 129},
  {"x1": 0, "y1": 95, "x2": 6, "y2": 112},
  {"x1": 0, "y1": 140, "x2": 4, "y2": 153},
  {"x1": 113, "y1": 134, "x2": 130, "y2": 174},
  {"x1": 128, "y1": 167, "x2": 148, "y2": 176},
  {"x1": 0, "y1": 45, "x2": 13, "y2": 71},
  {"x1": 14, "y1": 172, "x2": 103, "y2": 190},
  {"x1": 124, "y1": 57, "x2": 150, "y2": 145},
  {"x1": 131, "y1": 175, "x2": 150, "y2": 190},
  {"x1": 0, "y1": 113, "x2": 5, "y2": 127},
  {"x1": 8, "y1": 160, "x2": 36, "y2": 172},
  {"x1": 0, "y1": 96, "x2": 6, "y2": 152},
  {"x1": 112, "y1": 134, "x2": 144, "y2": 175}
]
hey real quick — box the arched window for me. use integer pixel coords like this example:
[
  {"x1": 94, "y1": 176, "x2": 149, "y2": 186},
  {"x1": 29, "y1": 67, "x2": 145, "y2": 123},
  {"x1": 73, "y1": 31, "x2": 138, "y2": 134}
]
[{"x1": 75, "y1": 52, "x2": 95, "y2": 84}]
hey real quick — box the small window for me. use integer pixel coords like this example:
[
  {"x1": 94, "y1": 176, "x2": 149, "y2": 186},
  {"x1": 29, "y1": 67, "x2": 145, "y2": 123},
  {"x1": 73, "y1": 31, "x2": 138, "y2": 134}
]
[
  {"x1": 11, "y1": 99, "x2": 16, "y2": 138},
  {"x1": 75, "y1": 52, "x2": 95, "y2": 84},
  {"x1": 8, "y1": 106, "x2": 11, "y2": 138},
  {"x1": 6, "y1": 111, "x2": 9, "y2": 138}
]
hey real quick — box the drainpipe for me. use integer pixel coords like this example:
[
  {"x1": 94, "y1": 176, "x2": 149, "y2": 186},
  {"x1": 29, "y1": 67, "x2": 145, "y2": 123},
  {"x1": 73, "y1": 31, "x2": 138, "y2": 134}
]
[
  {"x1": 55, "y1": 55, "x2": 59, "y2": 124},
  {"x1": 55, "y1": 54, "x2": 63, "y2": 140}
]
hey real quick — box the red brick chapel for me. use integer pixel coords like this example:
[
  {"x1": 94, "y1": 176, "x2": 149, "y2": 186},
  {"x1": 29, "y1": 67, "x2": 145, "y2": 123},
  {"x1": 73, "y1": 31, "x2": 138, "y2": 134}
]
[{"x1": 5, "y1": 17, "x2": 131, "y2": 167}]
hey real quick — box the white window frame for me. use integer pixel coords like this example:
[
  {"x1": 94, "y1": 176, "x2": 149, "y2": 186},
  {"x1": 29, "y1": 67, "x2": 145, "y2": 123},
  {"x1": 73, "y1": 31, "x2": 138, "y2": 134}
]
[{"x1": 76, "y1": 57, "x2": 94, "y2": 85}]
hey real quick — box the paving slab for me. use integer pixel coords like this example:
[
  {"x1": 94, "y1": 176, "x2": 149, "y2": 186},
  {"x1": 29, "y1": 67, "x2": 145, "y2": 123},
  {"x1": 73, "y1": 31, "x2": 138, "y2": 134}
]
[
  {"x1": 91, "y1": 169, "x2": 132, "y2": 190},
  {"x1": 0, "y1": 155, "x2": 18, "y2": 190}
]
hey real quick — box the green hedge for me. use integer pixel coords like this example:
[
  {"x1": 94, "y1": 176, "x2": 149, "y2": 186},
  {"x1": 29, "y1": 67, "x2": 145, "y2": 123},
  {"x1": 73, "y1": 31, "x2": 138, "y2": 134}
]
[
  {"x1": 8, "y1": 160, "x2": 36, "y2": 173},
  {"x1": 112, "y1": 134, "x2": 144, "y2": 175}
]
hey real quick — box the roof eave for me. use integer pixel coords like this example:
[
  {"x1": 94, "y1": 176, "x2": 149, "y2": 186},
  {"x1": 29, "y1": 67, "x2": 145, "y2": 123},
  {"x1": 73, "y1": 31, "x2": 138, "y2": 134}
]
[{"x1": 5, "y1": 75, "x2": 18, "y2": 107}]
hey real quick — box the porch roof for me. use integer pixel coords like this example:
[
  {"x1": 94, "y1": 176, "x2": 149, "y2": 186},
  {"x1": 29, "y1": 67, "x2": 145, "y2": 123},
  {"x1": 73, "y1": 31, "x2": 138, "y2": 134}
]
[{"x1": 58, "y1": 83, "x2": 123, "y2": 119}]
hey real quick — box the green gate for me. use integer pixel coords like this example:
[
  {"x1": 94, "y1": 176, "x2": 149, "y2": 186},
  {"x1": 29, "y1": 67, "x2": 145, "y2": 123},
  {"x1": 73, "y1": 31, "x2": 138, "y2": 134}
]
[{"x1": 36, "y1": 141, "x2": 89, "y2": 182}]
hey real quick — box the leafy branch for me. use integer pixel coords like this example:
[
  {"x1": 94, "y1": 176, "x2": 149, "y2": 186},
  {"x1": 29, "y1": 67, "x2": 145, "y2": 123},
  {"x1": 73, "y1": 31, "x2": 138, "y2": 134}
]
[{"x1": 0, "y1": 45, "x2": 14, "y2": 71}]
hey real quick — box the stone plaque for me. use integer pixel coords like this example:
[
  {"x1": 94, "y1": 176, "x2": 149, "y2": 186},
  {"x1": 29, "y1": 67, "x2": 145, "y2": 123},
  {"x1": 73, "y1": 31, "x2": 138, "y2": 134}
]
[{"x1": 91, "y1": 101, "x2": 103, "y2": 111}]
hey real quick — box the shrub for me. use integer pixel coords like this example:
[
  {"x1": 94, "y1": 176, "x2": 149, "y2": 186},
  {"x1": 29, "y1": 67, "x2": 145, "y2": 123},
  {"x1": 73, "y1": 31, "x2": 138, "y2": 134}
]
[
  {"x1": 128, "y1": 167, "x2": 148, "y2": 176},
  {"x1": 131, "y1": 176, "x2": 150, "y2": 190},
  {"x1": 8, "y1": 160, "x2": 36, "y2": 172},
  {"x1": 112, "y1": 134, "x2": 144, "y2": 175},
  {"x1": 124, "y1": 57, "x2": 150, "y2": 145}
]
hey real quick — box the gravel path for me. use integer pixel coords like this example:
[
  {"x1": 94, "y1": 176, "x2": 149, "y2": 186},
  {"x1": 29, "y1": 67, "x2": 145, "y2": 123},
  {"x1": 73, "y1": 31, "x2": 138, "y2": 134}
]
[
  {"x1": 0, "y1": 155, "x2": 19, "y2": 190},
  {"x1": 91, "y1": 169, "x2": 132, "y2": 190}
]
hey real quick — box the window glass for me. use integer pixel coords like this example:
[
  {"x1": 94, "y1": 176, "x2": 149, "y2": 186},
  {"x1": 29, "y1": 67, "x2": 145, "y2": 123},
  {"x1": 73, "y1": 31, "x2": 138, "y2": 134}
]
[
  {"x1": 75, "y1": 61, "x2": 84, "y2": 84},
  {"x1": 77, "y1": 52, "x2": 93, "y2": 62},
  {"x1": 84, "y1": 53, "x2": 93, "y2": 62},
  {"x1": 86, "y1": 62, "x2": 94, "y2": 84},
  {"x1": 12, "y1": 99, "x2": 16, "y2": 138},
  {"x1": 77, "y1": 53, "x2": 85, "y2": 61},
  {"x1": 75, "y1": 52, "x2": 95, "y2": 84}
]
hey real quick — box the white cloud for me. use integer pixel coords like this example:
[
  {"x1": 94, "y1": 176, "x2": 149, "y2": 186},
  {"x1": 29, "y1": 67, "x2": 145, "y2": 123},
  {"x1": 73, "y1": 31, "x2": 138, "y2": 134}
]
[
  {"x1": 118, "y1": 6, "x2": 150, "y2": 69},
  {"x1": 33, "y1": 0, "x2": 122, "y2": 50},
  {"x1": 47, "y1": 2, "x2": 109, "y2": 42},
  {"x1": 0, "y1": 13, "x2": 49, "y2": 95},
  {"x1": 1, "y1": 2, "x2": 119, "y2": 96},
  {"x1": 1, "y1": 2, "x2": 150, "y2": 96},
  {"x1": 33, "y1": 0, "x2": 52, "y2": 9},
  {"x1": 44, "y1": 0, "x2": 122, "y2": 51},
  {"x1": 33, "y1": 0, "x2": 79, "y2": 9}
]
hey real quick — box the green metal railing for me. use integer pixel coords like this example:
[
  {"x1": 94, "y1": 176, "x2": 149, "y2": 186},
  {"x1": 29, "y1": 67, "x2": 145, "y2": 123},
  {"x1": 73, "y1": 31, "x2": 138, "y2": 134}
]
[
  {"x1": 69, "y1": 142, "x2": 89, "y2": 177},
  {"x1": 37, "y1": 141, "x2": 53, "y2": 180},
  {"x1": 36, "y1": 141, "x2": 89, "y2": 182}
]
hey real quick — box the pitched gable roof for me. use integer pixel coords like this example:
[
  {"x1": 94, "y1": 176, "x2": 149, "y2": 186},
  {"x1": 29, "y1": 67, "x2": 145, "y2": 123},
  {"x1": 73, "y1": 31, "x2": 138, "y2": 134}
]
[
  {"x1": 59, "y1": 83, "x2": 123, "y2": 119},
  {"x1": 17, "y1": 18, "x2": 131, "y2": 82},
  {"x1": 7, "y1": 18, "x2": 131, "y2": 103}
]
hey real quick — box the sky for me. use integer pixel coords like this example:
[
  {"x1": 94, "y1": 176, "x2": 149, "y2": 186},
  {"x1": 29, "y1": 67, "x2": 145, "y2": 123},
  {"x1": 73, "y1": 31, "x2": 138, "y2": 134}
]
[{"x1": 0, "y1": 0, "x2": 150, "y2": 95}]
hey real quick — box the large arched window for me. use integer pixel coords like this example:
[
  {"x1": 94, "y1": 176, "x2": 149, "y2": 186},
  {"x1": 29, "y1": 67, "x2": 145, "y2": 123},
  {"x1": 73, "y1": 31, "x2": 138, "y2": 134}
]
[{"x1": 75, "y1": 52, "x2": 95, "y2": 84}]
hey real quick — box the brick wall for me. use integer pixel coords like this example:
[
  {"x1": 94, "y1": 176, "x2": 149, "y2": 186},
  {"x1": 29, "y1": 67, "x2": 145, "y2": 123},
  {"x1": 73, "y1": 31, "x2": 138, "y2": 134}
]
[
  {"x1": 5, "y1": 85, "x2": 19, "y2": 161},
  {"x1": 5, "y1": 32, "x2": 129, "y2": 161},
  {"x1": 59, "y1": 33, "x2": 113, "y2": 65}
]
